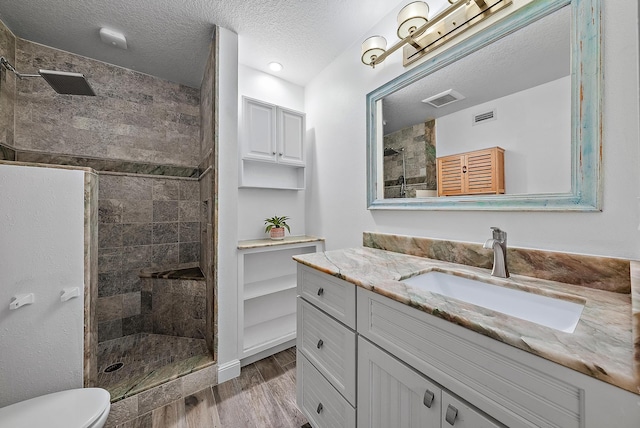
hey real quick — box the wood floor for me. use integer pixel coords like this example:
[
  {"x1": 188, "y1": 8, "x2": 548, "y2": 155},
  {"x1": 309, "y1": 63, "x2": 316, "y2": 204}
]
[{"x1": 116, "y1": 347, "x2": 309, "y2": 428}]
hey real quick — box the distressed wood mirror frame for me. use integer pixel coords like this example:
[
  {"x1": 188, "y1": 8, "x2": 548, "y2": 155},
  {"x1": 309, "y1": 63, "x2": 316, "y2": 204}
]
[{"x1": 366, "y1": 0, "x2": 601, "y2": 211}]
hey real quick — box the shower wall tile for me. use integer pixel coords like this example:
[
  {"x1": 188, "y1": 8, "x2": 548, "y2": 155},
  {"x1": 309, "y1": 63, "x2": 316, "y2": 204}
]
[
  {"x1": 122, "y1": 224, "x2": 153, "y2": 246},
  {"x1": 97, "y1": 295, "x2": 123, "y2": 323},
  {"x1": 179, "y1": 222, "x2": 199, "y2": 243},
  {"x1": 122, "y1": 200, "x2": 153, "y2": 223},
  {"x1": 99, "y1": 200, "x2": 123, "y2": 223},
  {"x1": 153, "y1": 200, "x2": 179, "y2": 222},
  {"x1": 122, "y1": 292, "x2": 141, "y2": 318},
  {"x1": 152, "y1": 223, "x2": 179, "y2": 244},
  {"x1": 98, "y1": 318, "x2": 123, "y2": 342},
  {"x1": 152, "y1": 243, "x2": 180, "y2": 266},
  {"x1": 13, "y1": 39, "x2": 200, "y2": 168},
  {"x1": 179, "y1": 201, "x2": 200, "y2": 222},
  {"x1": 97, "y1": 173, "x2": 200, "y2": 343}
]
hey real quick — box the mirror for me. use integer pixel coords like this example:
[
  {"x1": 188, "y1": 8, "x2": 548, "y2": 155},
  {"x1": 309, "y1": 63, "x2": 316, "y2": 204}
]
[{"x1": 366, "y1": 0, "x2": 601, "y2": 211}]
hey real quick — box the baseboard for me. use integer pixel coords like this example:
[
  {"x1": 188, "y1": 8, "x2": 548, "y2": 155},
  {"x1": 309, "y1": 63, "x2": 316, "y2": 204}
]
[
  {"x1": 217, "y1": 359, "x2": 241, "y2": 384},
  {"x1": 240, "y1": 339, "x2": 296, "y2": 367}
]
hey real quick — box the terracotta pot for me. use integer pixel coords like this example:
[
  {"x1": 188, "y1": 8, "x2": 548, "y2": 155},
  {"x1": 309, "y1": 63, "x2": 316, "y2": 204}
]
[{"x1": 269, "y1": 227, "x2": 285, "y2": 240}]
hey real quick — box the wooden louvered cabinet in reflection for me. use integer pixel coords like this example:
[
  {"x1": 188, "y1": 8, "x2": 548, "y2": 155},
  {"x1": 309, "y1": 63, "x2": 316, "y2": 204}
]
[{"x1": 437, "y1": 147, "x2": 505, "y2": 196}]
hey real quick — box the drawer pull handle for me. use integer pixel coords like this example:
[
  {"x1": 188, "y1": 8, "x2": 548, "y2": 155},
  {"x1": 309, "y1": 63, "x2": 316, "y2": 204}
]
[
  {"x1": 316, "y1": 403, "x2": 323, "y2": 414},
  {"x1": 445, "y1": 404, "x2": 458, "y2": 425},
  {"x1": 423, "y1": 389, "x2": 435, "y2": 408},
  {"x1": 317, "y1": 287, "x2": 324, "y2": 296},
  {"x1": 317, "y1": 339, "x2": 324, "y2": 349}
]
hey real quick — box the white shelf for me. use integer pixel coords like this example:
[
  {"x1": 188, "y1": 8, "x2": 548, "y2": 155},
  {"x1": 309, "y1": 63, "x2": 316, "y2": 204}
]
[
  {"x1": 239, "y1": 159, "x2": 305, "y2": 190},
  {"x1": 243, "y1": 312, "x2": 297, "y2": 356},
  {"x1": 244, "y1": 273, "x2": 297, "y2": 301},
  {"x1": 238, "y1": 238, "x2": 324, "y2": 361}
]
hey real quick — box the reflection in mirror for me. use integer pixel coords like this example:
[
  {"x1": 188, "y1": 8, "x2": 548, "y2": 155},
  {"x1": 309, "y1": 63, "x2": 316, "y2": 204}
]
[
  {"x1": 381, "y1": 5, "x2": 570, "y2": 199},
  {"x1": 367, "y1": 0, "x2": 601, "y2": 211}
]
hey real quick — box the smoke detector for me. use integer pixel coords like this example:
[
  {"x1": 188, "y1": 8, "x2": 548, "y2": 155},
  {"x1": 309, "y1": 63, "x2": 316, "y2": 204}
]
[
  {"x1": 422, "y1": 89, "x2": 465, "y2": 108},
  {"x1": 99, "y1": 28, "x2": 128, "y2": 50}
]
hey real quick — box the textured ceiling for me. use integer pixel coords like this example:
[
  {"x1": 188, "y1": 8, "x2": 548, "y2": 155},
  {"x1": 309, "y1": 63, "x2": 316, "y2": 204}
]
[
  {"x1": 0, "y1": 0, "x2": 415, "y2": 88},
  {"x1": 382, "y1": 5, "x2": 570, "y2": 134}
]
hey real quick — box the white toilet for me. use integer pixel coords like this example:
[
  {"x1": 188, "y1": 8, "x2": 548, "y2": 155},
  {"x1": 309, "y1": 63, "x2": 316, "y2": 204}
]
[{"x1": 0, "y1": 388, "x2": 110, "y2": 428}]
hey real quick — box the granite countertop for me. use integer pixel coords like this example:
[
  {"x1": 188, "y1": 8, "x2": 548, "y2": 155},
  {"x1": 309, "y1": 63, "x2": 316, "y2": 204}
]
[
  {"x1": 238, "y1": 235, "x2": 324, "y2": 250},
  {"x1": 293, "y1": 247, "x2": 640, "y2": 395}
]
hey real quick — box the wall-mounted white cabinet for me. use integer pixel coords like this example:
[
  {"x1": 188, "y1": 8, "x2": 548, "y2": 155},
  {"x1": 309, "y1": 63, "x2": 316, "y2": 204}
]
[
  {"x1": 240, "y1": 97, "x2": 305, "y2": 190},
  {"x1": 238, "y1": 237, "x2": 323, "y2": 365}
]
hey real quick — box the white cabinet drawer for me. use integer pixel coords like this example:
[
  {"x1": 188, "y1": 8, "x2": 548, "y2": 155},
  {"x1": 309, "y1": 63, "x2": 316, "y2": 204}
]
[
  {"x1": 442, "y1": 391, "x2": 504, "y2": 428},
  {"x1": 357, "y1": 287, "x2": 582, "y2": 428},
  {"x1": 297, "y1": 264, "x2": 356, "y2": 329},
  {"x1": 297, "y1": 351, "x2": 356, "y2": 428},
  {"x1": 297, "y1": 298, "x2": 356, "y2": 405}
]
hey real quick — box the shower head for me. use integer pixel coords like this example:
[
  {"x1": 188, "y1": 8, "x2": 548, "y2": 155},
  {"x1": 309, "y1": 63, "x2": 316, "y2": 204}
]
[
  {"x1": 39, "y1": 70, "x2": 96, "y2": 96},
  {"x1": 0, "y1": 56, "x2": 95, "y2": 96}
]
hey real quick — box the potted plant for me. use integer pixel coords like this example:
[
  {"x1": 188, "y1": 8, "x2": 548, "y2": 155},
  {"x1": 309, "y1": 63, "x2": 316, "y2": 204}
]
[{"x1": 264, "y1": 215, "x2": 290, "y2": 240}]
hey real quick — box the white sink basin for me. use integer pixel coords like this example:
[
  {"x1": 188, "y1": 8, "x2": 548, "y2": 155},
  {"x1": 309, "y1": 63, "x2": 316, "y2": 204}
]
[{"x1": 401, "y1": 271, "x2": 584, "y2": 333}]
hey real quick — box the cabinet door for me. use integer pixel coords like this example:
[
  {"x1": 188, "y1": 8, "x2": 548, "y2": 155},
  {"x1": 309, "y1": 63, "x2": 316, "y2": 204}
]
[
  {"x1": 358, "y1": 337, "x2": 441, "y2": 428},
  {"x1": 277, "y1": 107, "x2": 305, "y2": 166},
  {"x1": 243, "y1": 97, "x2": 277, "y2": 162},
  {"x1": 437, "y1": 154, "x2": 464, "y2": 196},
  {"x1": 442, "y1": 391, "x2": 505, "y2": 428},
  {"x1": 465, "y1": 148, "x2": 504, "y2": 195}
]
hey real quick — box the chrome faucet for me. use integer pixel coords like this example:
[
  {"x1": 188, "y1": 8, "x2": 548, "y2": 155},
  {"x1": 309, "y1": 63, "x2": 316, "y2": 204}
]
[{"x1": 483, "y1": 227, "x2": 509, "y2": 278}]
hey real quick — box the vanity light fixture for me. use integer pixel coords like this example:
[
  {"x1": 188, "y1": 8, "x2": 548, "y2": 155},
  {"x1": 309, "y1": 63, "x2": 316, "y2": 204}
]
[{"x1": 361, "y1": 0, "x2": 512, "y2": 68}]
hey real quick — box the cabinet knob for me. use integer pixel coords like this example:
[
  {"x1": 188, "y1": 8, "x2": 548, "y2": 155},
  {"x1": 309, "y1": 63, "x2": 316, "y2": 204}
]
[
  {"x1": 445, "y1": 404, "x2": 458, "y2": 425},
  {"x1": 462, "y1": 165, "x2": 467, "y2": 174},
  {"x1": 279, "y1": 152, "x2": 283, "y2": 156},
  {"x1": 316, "y1": 403, "x2": 323, "y2": 414},
  {"x1": 272, "y1": 151, "x2": 276, "y2": 155},
  {"x1": 423, "y1": 389, "x2": 435, "y2": 408},
  {"x1": 317, "y1": 287, "x2": 324, "y2": 296},
  {"x1": 317, "y1": 339, "x2": 324, "y2": 349}
]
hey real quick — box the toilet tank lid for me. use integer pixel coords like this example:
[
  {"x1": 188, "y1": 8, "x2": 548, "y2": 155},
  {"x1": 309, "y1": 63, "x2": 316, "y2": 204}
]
[{"x1": 0, "y1": 388, "x2": 110, "y2": 428}]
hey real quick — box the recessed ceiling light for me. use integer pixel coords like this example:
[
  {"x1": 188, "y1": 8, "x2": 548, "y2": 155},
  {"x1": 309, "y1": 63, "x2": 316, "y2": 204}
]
[{"x1": 268, "y1": 62, "x2": 283, "y2": 72}]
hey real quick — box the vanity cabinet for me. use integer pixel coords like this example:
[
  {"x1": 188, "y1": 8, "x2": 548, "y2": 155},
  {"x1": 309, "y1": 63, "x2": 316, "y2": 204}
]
[
  {"x1": 297, "y1": 263, "x2": 640, "y2": 428},
  {"x1": 296, "y1": 265, "x2": 357, "y2": 426},
  {"x1": 240, "y1": 97, "x2": 306, "y2": 189},
  {"x1": 437, "y1": 147, "x2": 504, "y2": 196}
]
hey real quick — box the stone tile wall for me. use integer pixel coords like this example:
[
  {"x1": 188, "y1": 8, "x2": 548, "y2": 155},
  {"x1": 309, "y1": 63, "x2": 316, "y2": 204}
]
[
  {"x1": 383, "y1": 120, "x2": 437, "y2": 198},
  {"x1": 12, "y1": 38, "x2": 200, "y2": 167},
  {"x1": 140, "y1": 278, "x2": 206, "y2": 339},
  {"x1": 199, "y1": 33, "x2": 217, "y2": 355},
  {"x1": 0, "y1": 19, "x2": 15, "y2": 152},
  {"x1": 97, "y1": 174, "x2": 201, "y2": 342}
]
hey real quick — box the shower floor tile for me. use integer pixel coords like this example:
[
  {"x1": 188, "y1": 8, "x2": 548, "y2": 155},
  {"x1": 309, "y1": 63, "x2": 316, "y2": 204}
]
[{"x1": 97, "y1": 333, "x2": 213, "y2": 401}]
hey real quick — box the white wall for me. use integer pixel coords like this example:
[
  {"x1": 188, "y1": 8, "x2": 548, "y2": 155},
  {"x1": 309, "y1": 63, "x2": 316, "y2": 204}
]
[
  {"x1": 437, "y1": 76, "x2": 571, "y2": 194},
  {"x1": 217, "y1": 27, "x2": 240, "y2": 380},
  {"x1": 305, "y1": 2, "x2": 640, "y2": 259},
  {"x1": 237, "y1": 65, "x2": 306, "y2": 240},
  {"x1": 0, "y1": 164, "x2": 85, "y2": 406}
]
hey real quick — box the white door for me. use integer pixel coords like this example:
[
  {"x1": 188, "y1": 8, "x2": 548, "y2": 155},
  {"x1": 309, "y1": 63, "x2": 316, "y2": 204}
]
[
  {"x1": 0, "y1": 164, "x2": 85, "y2": 407},
  {"x1": 358, "y1": 337, "x2": 441, "y2": 428}
]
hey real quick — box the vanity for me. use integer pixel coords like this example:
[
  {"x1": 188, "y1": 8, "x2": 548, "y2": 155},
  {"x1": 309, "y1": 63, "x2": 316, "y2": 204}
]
[{"x1": 294, "y1": 238, "x2": 640, "y2": 427}]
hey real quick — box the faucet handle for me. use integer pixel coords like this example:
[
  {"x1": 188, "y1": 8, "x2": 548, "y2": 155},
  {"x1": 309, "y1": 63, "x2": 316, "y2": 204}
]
[{"x1": 490, "y1": 227, "x2": 506, "y2": 241}]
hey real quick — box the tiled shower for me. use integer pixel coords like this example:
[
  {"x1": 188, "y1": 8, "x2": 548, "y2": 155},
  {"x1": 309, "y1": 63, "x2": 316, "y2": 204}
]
[{"x1": 0, "y1": 17, "x2": 218, "y2": 403}]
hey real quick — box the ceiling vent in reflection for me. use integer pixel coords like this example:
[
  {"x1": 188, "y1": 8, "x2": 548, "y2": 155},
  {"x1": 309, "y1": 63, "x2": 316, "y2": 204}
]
[
  {"x1": 473, "y1": 108, "x2": 497, "y2": 126},
  {"x1": 422, "y1": 89, "x2": 465, "y2": 108}
]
